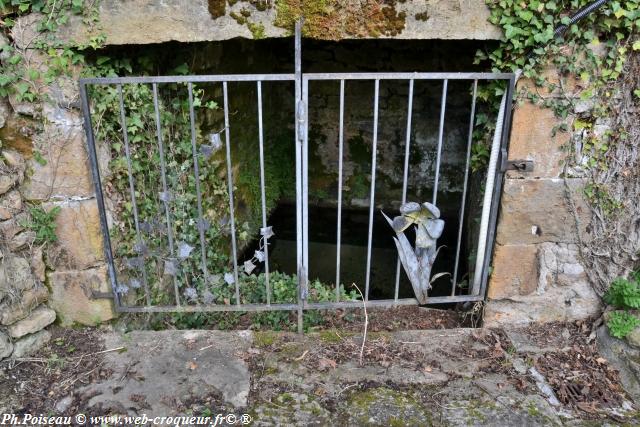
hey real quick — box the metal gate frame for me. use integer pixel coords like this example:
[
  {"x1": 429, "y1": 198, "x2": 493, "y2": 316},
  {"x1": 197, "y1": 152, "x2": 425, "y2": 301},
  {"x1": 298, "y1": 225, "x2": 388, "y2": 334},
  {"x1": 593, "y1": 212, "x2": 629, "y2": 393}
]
[{"x1": 79, "y1": 22, "x2": 515, "y2": 332}]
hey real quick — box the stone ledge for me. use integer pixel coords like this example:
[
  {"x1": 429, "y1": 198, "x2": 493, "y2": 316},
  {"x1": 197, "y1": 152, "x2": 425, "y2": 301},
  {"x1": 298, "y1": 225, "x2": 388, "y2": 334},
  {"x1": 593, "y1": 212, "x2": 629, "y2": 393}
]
[{"x1": 13, "y1": 0, "x2": 501, "y2": 49}]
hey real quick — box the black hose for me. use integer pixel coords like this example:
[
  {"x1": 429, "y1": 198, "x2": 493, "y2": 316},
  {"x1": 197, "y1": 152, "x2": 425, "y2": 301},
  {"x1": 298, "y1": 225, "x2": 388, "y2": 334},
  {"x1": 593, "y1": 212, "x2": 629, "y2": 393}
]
[
  {"x1": 553, "y1": 0, "x2": 610, "y2": 38},
  {"x1": 522, "y1": 0, "x2": 611, "y2": 63}
]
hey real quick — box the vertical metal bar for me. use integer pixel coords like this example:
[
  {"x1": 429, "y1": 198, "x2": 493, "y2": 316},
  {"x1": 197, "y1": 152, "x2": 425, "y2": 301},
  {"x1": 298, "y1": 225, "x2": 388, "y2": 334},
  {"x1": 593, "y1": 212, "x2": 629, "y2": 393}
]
[
  {"x1": 294, "y1": 19, "x2": 304, "y2": 334},
  {"x1": 152, "y1": 83, "x2": 180, "y2": 306},
  {"x1": 257, "y1": 81, "x2": 271, "y2": 305},
  {"x1": 451, "y1": 80, "x2": 478, "y2": 296},
  {"x1": 364, "y1": 79, "x2": 380, "y2": 302},
  {"x1": 302, "y1": 80, "x2": 309, "y2": 298},
  {"x1": 394, "y1": 78, "x2": 414, "y2": 303},
  {"x1": 478, "y1": 77, "x2": 516, "y2": 299},
  {"x1": 335, "y1": 79, "x2": 345, "y2": 302},
  {"x1": 223, "y1": 82, "x2": 241, "y2": 305},
  {"x1": 79, "y1": 82, "x2": 121, "y2": 309},
  {"x1": 117, "y1": 84, "x2": 151, "y2": 306},
  {"x1": 187, "y1": 83, "x2": 211, "y2": 292},
  {"x1": 432, "y1": 79, "x2": 448, "y2": 205}
]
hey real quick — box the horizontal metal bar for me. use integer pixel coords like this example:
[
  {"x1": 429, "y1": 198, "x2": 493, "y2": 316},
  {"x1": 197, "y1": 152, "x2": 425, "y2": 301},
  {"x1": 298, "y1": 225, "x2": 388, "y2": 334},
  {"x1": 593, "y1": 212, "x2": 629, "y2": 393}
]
[
  {"x1": 304, "y1": 72, "x2": 514, "y2": 81},
  {"x1": 116, "y1": 295, "x2": 482, "y2": 313},
  {"x1": 117, "y1": 303, "x2": 301, "y2": 313},
  {"x1": 305, "y1": 295, "x2": 483, "y2": 308},
  {"x1": 80, "y1": 74, "x2": 295, "y2": 85}
]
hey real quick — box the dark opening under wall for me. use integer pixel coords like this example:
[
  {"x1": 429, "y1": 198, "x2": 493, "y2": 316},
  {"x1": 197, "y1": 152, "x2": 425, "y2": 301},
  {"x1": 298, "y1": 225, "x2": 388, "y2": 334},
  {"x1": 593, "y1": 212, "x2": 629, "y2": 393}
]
[{"x1": 95, "y1": 36, "x2": 498, "y2": 301}]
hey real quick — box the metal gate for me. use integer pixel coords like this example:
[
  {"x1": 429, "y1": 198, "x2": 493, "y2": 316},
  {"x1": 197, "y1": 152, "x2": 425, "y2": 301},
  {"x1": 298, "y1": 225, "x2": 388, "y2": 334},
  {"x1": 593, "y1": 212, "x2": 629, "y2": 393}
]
[{"x1": 79, "y1": 23, "x2": 515, "y2": 331}]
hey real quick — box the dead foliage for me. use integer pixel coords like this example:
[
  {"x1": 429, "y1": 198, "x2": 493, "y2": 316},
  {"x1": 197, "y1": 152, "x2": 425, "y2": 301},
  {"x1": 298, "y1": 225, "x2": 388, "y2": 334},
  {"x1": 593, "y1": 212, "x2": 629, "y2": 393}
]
[
  {"x1": 535, "y1": 343, "x2": 626, "y2": 413},
  {"x1": 320, "y1": 306, "x2": 467, "y2": 332},
  {"x1": 0, "y1": 326, "x2": 110, "y2": 414}
]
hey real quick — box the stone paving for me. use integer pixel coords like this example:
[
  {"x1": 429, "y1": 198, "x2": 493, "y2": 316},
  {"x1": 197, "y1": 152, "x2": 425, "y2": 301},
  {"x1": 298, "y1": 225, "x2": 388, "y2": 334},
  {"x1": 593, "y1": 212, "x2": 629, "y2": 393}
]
[{"x1": 26, "y1": 327, "x2": 632, "y2": 426}]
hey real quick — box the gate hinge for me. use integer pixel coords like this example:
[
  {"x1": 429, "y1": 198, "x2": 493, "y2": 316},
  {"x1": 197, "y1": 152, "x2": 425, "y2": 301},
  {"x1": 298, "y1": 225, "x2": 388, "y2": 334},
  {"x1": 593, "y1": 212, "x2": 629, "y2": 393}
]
[
  {"x1": 501, "y1": 150, "x2": 534, "y2": 172},
  {"x1": 89, "y1": 290, "x2": 114, "y2": 300}
]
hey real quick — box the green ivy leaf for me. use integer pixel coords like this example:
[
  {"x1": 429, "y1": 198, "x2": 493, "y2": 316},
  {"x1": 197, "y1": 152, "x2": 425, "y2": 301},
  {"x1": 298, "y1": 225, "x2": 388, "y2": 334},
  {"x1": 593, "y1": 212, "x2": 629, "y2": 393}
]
[{"x1": 173, "y1": 63, "x2": 189, "y2": 75}]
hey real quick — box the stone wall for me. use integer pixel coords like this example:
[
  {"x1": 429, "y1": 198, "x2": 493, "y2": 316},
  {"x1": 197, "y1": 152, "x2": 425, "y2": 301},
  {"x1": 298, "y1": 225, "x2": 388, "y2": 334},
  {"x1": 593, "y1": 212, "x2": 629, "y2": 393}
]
[
  {"x1": 0, "y1": 35, "x2": 115, "y2": 360},
  {"x1": 0, "y1": 3, "x2": 608, "y2": 333},
  {"x1": 484, "y1": 69, "x2": 601, "y2": 326}
]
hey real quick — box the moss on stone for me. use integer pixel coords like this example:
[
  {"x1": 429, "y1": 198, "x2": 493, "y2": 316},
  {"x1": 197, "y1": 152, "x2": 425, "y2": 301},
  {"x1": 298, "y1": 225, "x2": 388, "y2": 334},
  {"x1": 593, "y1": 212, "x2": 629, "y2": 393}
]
[
  {"x1": 254, "y1": 331, "x2": 278, "y2": 347},
  {"x1": 230, "y1": 11, "x2": 247, "y2": 25},
  {"x1": 274, "y1": 0, "x2": 406, "y2": 40},
  {"x1": 207, "y1": 0, "x2": 226, "y2": 19},
  {"x1": 248, "y1": 21, "x2": 266, "y2": 39},
  {"x1": 415, "y1": 11, "x2": 429, "y2": 22},
  {"x1": 317, "y1": 330, "x2": 342, "y2": 343},
  {"x1": 250, "y1": 0, "x2": 271, "y2": 11},
  {"x1": 527, "y1": 402, "x2": 540, "y2": 417},
  {"x1": 346, "y1": 387, "x2": 433, "y2": 426}
]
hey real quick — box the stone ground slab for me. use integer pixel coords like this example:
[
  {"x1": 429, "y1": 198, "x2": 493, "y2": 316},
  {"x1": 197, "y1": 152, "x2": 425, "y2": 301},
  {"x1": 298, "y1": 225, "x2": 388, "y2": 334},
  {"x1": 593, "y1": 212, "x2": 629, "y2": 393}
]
[
  {"x1": 2, "y1": 325, "x2": 638, "y2": 425},
  {"x1": 78, "y1": 330, "x2": 252, "y2": 413}
]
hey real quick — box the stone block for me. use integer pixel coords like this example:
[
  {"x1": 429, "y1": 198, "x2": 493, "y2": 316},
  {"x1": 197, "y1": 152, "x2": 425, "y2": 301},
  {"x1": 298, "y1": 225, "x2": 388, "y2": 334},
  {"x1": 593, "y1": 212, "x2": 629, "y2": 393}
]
[
  {"x1": 21, "y1": 122, "x2": 93, "y2": 201},
  {"x1": 496, "y1": 178, "x2": 591, "y2": 246},
  {"x1": 597, "y1": 326, "x2": 640, "y2": 403},
  {"x1": 487, "y1": 244, "x2": 538, "y2": 300},
  {"x1": 44, "y1": 199, "x2": 104, "y2": 270},
  {"x1": 8, "y1": 230, "x2": 35, "y2": 251},
  {"x1": 48, "y1": 265, "x2": 116, "y2": 326},
  {"x1": 0, "y1": 332, "x2": 12, "y2": 359},
  {"x1": 12, "y1": 329, "x2": 51, "y2": 358},
  {"x1": 0, "y1": 285, "x2": 49, "y2": 325},
  {"x1": 13, "y1": 0, "x2": 500, "y2": 49},
  {"x1": 2, "y1": 149, "x2": 25, "y2": 170},
  {"x1": 0, "y1": 190, "x2": 22, "y2": 220},
  {"x1": 0, "y1": 174, "x2": 15, "y2": 195},
  {"x1": 484, "y1": 242, "x2": 599, "y2": 327},
  {"x1": 0, "y1": 256, "x2": 37, "y2": 301},
  {"x1": 507, "y1": 100, "x2": 570, "y2": 178},
  {"x1": 0, "y1": 97, "x2": 9, "y2": 129},
  {"x1": 30, "y1": 246, "x2": 46, "y2": 282},
  {"x1": 537, "y1": 242, "x2": 588, "y2": 292},
  {"x1": 7, "y1": 306, "x2": 56, "y2": 338},
  {"x1": 483, "y1": 280, "x2": 600, "y2": 327},
  {"x1": 0, "y1": 213, "x2": 26, "y2": 243}
]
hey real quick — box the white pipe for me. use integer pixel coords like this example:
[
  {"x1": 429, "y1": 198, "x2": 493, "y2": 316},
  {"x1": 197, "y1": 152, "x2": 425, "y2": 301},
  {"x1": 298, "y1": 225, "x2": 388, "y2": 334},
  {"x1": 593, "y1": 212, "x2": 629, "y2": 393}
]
[{"x1": 472, "y1": 92, "x2": 507, "y2": 295}]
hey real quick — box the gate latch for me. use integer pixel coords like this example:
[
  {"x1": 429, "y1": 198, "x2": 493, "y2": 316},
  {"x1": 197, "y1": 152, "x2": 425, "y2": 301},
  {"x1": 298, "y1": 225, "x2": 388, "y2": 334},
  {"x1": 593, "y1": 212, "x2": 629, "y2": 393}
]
[{"x1": 504, "y1": 159, "x2": 534, "y2": 172}]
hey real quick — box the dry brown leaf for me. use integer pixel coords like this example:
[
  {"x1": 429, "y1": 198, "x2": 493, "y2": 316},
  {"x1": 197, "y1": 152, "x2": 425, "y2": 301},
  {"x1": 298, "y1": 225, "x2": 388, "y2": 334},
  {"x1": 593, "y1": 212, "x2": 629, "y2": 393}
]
[{"x1": 318, "y1": 358, "x2": 337, "y2": 371}]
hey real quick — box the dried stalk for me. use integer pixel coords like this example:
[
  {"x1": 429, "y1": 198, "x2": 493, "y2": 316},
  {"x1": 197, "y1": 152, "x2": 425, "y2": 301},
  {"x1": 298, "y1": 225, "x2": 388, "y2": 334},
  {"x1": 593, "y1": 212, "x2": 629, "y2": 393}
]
[{"x1": 351, "y1": 283, "x2": 368, "y2": 366}]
